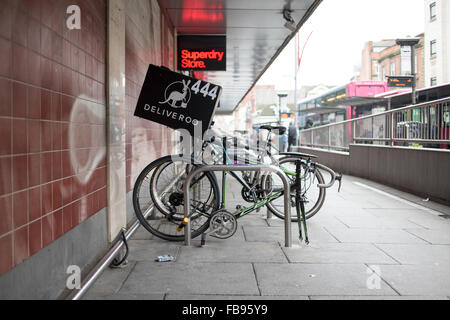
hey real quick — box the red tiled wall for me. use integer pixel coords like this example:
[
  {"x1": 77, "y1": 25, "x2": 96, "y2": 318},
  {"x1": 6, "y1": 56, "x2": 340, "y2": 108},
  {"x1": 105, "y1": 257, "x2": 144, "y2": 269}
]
[
  {"x1": 0, "y1": 0, "x2": 107, "y2": 276},
  {"x1": 124, "y1": 0, "x2": 175, "y2": 192}
]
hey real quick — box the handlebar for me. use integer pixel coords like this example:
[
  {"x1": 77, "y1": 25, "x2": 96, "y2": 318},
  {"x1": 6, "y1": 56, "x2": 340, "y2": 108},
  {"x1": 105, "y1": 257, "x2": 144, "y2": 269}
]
[{"x1": 315, "y1": 163, "x2": 343, "y2": 192}]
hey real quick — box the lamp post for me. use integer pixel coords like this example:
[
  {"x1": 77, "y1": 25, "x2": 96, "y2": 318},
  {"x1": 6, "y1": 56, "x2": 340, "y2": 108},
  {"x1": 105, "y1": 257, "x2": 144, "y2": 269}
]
[
  {"x1": 277, "y1": 93, "x2": 288, "y2": 125},
  {"x1": 396, "y1": 38, "x2": 420, "y2": 105}
]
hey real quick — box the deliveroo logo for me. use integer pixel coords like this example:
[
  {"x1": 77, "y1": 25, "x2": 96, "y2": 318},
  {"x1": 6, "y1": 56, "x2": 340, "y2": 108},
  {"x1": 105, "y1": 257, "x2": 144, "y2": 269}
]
[{"x1": 159, "y1": 80, "x2": 192, "y2": 109}]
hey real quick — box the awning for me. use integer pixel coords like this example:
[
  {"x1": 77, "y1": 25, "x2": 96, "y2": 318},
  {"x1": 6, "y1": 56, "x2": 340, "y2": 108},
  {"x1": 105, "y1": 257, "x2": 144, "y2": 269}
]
[{"x1": 158, "y1": 0, "x2": 323, "y2": 114}]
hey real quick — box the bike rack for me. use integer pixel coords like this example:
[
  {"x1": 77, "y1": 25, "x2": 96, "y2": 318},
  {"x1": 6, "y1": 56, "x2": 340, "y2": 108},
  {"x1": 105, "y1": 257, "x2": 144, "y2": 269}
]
[{"x1": 183, "y1": 164, "x2": 292, "y2": 247}]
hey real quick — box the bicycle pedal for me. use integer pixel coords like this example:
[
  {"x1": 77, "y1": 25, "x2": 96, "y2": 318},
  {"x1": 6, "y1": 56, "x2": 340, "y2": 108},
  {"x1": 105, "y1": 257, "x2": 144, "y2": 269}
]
[{"x1": 235, "y1": 205, "x2": 243, "y2": 210}]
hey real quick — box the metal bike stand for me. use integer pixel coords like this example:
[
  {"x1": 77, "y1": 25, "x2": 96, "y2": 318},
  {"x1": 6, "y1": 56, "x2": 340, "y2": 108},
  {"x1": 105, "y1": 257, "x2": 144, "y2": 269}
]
[{"x1": 183, "y1": 164, "x2": 292, "y2": 247}]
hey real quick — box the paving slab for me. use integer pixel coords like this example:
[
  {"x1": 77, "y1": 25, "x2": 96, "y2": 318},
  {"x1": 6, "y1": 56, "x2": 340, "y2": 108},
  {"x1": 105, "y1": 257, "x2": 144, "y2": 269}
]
[
  {"x1": 254, "y1": 263, "x2": 398, "y2": 296},
  {"x1": 282, "y1": 243, "x2": 397, "y2": 265},
  {"x1": 407, "y1": 215, "x2": 450, "y2": 231},
  {"x1": 364, "y1": 208, "x2": 429, "y2": 218},
  {"x1": 336, "y1": 216, "x2": 426, "y2": 229},
  {"x1": 83, "y1": 261, "x2": 137, "y2": 296},
  {"x1": 372, "y1": 264, "x2": 450, "y2": 296},
  {"x1": 177, "y1": 242, "x2": 288, "y2": 263},
  {"x1": 83, "y1": 292, "x2": 164, "y2": 300},
  {"x1": 243, "y1": 225, "x2": 339, "y2": 244},
  {"x1": 165, "y1": 294, "x2": 309, "y2": 300},
  {"x1": 128, "y1": 240, "x2": 181, "y2": 262},
  {"x1": 405, "y1": 228, "x2": 450, "y2": 245},
  {"x1": 325, "y1": 227, "x2": 427, "y2": 244},
  {"x1": 375, "y1": 244, "x2": 450, "y2": 265},
  {"x1": 119, "y1": 262, "x2": 260, "y2": 296},
  {"x1": 310, "y1": 295, "x2": 449, "y2": 300}
]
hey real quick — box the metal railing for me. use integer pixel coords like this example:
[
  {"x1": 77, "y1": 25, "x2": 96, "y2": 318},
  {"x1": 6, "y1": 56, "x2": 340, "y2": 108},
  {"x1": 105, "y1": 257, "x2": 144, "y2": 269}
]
[{"x1": 299, "y1": 97, "x2": 450, "y2": 151}]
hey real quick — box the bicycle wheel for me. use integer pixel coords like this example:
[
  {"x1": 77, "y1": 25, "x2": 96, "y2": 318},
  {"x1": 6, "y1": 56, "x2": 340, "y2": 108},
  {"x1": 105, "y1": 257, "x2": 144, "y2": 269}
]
[
  {"x1": 133, "y1": 155, "x2": 220, "y2": 241},
  {"x1": 261, "y1": 156, "x2": 326, "y2": 221}
]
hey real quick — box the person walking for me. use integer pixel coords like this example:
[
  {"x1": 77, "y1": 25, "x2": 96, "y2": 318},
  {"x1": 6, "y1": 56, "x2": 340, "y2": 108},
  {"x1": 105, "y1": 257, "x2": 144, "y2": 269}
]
[{"x1": 288, "y1": 122, "x2": 298, "y2": 152}]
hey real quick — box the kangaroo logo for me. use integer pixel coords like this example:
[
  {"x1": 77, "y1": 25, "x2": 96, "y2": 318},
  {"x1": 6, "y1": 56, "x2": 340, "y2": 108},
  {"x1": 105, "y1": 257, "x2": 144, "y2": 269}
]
[{"x1": 159, "y1": 80, "x2": 191, "y2": 109}]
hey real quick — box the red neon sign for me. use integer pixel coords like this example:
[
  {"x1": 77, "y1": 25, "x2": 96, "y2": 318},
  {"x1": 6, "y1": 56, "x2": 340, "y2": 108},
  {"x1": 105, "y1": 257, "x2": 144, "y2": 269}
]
[
  {"x1": 177, "y1": 35, "x2": 226, "y2": 71},
  {"x1": 180, "y1": 49, "x2": 225, "y2": 69}
]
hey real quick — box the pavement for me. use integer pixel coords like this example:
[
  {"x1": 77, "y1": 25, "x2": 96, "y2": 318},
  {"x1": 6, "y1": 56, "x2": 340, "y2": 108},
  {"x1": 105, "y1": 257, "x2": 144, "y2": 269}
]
[{"x1": 83, "y1": 174, "x2": 450, "y2": 300}]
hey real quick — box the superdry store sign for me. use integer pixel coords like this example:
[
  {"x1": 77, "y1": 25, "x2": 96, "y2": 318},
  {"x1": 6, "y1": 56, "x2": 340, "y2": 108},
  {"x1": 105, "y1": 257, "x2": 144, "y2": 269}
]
[
  {"x1": 134, "y1": 65, "x2": 222, "y2": 136},
  {"x1": 177, "y1": 35, "x2": 226, "y2": 71}
]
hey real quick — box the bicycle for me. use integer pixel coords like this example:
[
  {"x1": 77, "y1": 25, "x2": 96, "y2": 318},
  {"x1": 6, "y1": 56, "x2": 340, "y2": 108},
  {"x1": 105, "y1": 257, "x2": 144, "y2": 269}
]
[{"x1": 133, "y1": 126, "x2": 342, "y2": 241}]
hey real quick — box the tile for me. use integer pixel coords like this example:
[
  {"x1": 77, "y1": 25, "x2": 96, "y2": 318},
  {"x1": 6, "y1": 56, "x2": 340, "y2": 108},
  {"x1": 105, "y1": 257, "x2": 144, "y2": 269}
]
[
  {"x1": 0, "y1": 118, "x2": 12, "y2": 156},
  {"x1": 0, "y1": 157, "x2": 12, "y2": 196},
  {"x1": 0, "y1": 234, "x2": 13, "y2": 276},
  {"x1": 40, "y1": 152, "x2": 52, "y2": 184},
  {"x1": 0, "y1": 4, "x2": 12, "y2": 40},
  {"x1": 28, "y1": 120, "x2": 41, "y2": 153},
  {"x1": 51, "y1": 61, "x2": 62, "y2": 92},
  {"x1": 282, "y1": 243, "x2": 397, "y2": 265},
  {"x1": 12, "y1": 82, "x2": 27, "y2": 118},
  {"x1": 41, "y1": 183, "x2": 53, "y2": 215},
  {"x1": 41, "y1": 213, "x2": 53, "y2": 247},
  {"x1": 52, "y1": 180, "x2": 63, "y2": 210},
  {"x1": 29, "y1": 219, "x2": 42, "y2": 256},
  {"x1": 14, "y1": 225, "x2": 29, "y2": 265},
  {"x1": 40, "y1": 25, "x2": 52, "y2": 58},
  {"x1": 27, "y1": 17, "x2": 41, "y2": 53},
  {"x1": 28, "y1": 50, "x2": 41, "y2": 87},
  {"x1": 0, "y1": 38, "x2": 12, "y2": 78},
  {"x1": 40, "y1": 57, "x2": 52, "y2": 90},
  {"x1": 52, "y1": 209, "x2": 63, "y2": 240},
  {"x1": 13, "y1": 190, "x2": 28, "y2": 228},
  {"x1": 12, "y1": 155, "x2": 28, "y2": 192},
  {"x1": 28, "y1": 186, "x2": 41, "y2": 221},
  {"x1": 12, "y1": 119, "x2": 28, "y2": 155},
  {"x1": 120, "y1": 262, "x2": 259, "y2": 296},
  {"x1": 0, "y1": 195, "x2": 13, "y2": 235},
  {"x1": 52, "y1": 151, "x2": 62, "y2": 180},
  {"x1": 12, "y1": 8, "x2": 28, "y2": 47},
  {"x1": 12, "y1": 43, "x2": 28, "y2": 83},
  {"x1": 61, "y1": 177, "x2": 72, "y2": 206},
  {"x1": 254, "y1": 263, "x2": 397, "y2": 296},
  {"x1": 0, "y1": 78, "x2": 12, "y2": 116},
  {"x1": 376, "y1": 244, "x2": 450, "y2": 265},
  {"x1": 63, "y1": 204, "x2": 72, "y2": 233},
  {"x1": 51, "y1": 93, "x2": 61, "y2": 122},
  {"x1": 71, "y1": 200, "x2": 81, "y2": 227},
  {"x1": 41, "y1": 121, "x2": 52, "y2": 152}
]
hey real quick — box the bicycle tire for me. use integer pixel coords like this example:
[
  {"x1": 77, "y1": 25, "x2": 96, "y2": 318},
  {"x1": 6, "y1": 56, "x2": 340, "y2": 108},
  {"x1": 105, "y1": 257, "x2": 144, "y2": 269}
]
[
  {"x1": 132, "y1": 155, "x2": 220, "y2": 241},
  {"x1": 262, "y1": 156, "x2": 326, "y2": 221}
]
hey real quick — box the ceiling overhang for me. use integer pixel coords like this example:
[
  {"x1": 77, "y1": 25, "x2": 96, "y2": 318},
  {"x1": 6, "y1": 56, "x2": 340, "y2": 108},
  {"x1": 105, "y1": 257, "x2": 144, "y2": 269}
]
[{"x1": 158, "y1": 0, "x2": 323, "y2": 114}]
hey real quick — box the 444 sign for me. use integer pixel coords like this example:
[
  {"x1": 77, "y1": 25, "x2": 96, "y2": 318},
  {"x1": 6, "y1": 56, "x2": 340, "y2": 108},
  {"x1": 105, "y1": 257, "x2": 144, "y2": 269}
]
[{"x1": 134, "y1": 65, "x2": 222, "y2": 136}]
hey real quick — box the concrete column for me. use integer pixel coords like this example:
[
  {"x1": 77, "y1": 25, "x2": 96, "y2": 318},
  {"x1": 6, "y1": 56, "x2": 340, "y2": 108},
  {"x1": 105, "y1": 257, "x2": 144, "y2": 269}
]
[{"x1": 106, "y1": 0, "x2": 127, "y2": 242}]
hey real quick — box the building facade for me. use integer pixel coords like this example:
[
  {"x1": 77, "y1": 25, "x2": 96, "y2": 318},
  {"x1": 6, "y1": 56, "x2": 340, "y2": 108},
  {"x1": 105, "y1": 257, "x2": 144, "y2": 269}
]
[
  {"x1": 424, "y1": 0, "x2": 450, "y2": 86},
  {"x1": 360, "y1": 35, "x2": 425, "y2": 89}
]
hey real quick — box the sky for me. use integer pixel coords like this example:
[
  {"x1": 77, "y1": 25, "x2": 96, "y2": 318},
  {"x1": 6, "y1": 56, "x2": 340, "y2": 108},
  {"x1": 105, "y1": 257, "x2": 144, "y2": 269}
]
[{"x1": 258, "y1": 0, "x2": 425, "y2": 91}]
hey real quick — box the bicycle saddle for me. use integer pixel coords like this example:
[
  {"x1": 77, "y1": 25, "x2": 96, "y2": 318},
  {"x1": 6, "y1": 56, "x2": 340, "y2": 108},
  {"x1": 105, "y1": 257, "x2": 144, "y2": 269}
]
[{"x1": 259, "y1": 125, "x2": 287, "y2": 135}]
